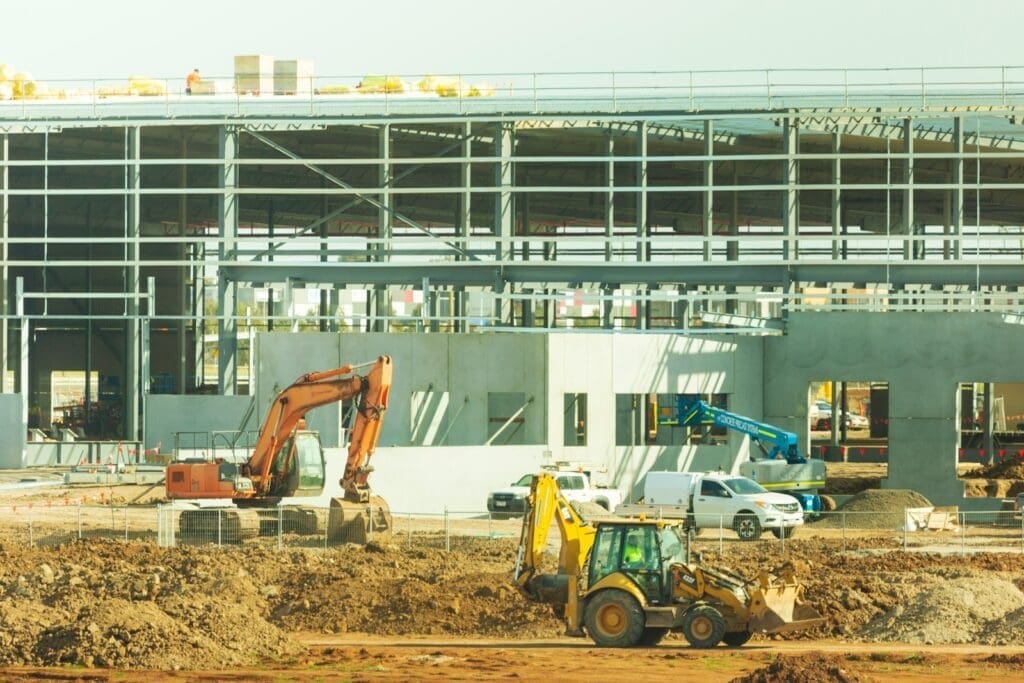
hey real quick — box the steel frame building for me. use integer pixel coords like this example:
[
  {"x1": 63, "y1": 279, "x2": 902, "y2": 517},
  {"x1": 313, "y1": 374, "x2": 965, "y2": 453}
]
[{"x1": 2, "y1": 67, "x2": 1024, "y2": 441}]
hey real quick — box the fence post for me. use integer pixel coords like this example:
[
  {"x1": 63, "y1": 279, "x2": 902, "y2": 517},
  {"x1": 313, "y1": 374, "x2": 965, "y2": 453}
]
[
  {"x1": 77, "y1": 503, "x2": 83, "y2": 540},
  {"x1": 902, "y1": 508, "x2": 908, "y2": 552},
  {"x1": 718, "y1": 514, "x2": 723, "y2": 555},
  {"x1": 324, "y1": 511, "x2": 329, "y2": 551},
  {"x1": 277, "y1": 506, "x2": 283, "y2": 551},
  {"x1": 368, "y1": 506, "x2": 374, "y2": 537},
  {"x1": 124, "y1": 506, "x2": 129, "y2": 542},
  {"x1": 960, "y1": 512, "x2": 966, "y2": 557},
  {"x1": 444, "y1": 507, "x2": 450, "y2": 552},
  {"x1": 842, "y1": 511, "x2": 846, "y2": 553},
  {"x1": 217, "y1": 509, "x2": 222, "y2": 547},
  {"x1": 487, "y1": 511, "x2": 493, "y2": 538}
]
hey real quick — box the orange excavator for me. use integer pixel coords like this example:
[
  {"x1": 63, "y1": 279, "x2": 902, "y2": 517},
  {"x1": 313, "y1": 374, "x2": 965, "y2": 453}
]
[{"x1": 165, "y1": 355, "x2": 393, "y2": 543}]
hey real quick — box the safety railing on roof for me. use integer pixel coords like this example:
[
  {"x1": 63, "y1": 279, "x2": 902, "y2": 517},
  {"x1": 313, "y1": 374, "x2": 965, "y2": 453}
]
[{"x1": 2, "y1": 66, "x2": 1024, "y2": 118}]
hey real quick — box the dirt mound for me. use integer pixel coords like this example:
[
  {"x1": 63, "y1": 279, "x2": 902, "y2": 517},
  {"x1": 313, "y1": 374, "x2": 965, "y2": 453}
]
[
  {"x1": 971, "y1": 458, "x2": 1024, "y2": 480},
  {"x1": 859, "y1": 577, "x2": 1024, "y2": 644},
  {"x1": 812, "y1": 489, "x2": 932, "y2": 529},
  {"x1": 0, "y1": 538, "x2": 558, "y2": 669},
  {"x1": 33, "y1": 598, "x2": 239, "y2": 669},
  {"x1": 732, "y1": 654, "x2": 868, "y2": 683}
]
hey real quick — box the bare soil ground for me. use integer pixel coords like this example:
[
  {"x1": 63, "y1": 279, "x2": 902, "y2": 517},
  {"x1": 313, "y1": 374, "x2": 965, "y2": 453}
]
[
  {"x1": 3, "y1": 468, "x2": 1024, "y2": 678},
  {"x1": 2, "y1": 640, "x2": 1024, "y2": 681}
]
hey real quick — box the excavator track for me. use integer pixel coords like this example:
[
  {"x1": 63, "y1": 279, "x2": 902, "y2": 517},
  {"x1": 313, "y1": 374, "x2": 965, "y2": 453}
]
[
  {"x1": 328, "y1": 495, "x2": 393, "y2": 544},
  {"x1": 179, "y1": 508, "x2": 261, "y2": 544}
]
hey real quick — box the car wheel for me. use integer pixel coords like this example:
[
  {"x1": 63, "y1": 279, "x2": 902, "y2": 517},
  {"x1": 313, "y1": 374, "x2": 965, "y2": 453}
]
[
  {"x1": 733, "y1": 513, "x2": 762, "y2": 541},
  {"x1": 771, "y1": 526, "x2": 795, "y2": 539}
]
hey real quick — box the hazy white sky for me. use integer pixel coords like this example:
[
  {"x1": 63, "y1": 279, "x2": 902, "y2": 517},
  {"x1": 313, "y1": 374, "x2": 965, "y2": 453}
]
[{"x1": 4, "y1": 0, "x2": 1022, "y2": 81}]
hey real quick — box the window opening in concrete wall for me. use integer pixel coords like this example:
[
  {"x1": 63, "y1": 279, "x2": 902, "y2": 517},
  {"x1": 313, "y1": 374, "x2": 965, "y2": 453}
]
[
  {"x1": 614, "y1": 393, "x2": 729, "y2": 446},
  {"x1": 49, "y1": 370, "x2": 99, "y2": 436},
  {"x1": 487, "y1": 392, "x2": 528, "y2": 445},
  {"x1": 675, "y1": 393, "x2": 730, "y2": 446},
  {"x1": 957, "y1": 382, "x2": 1024, "y2": 469},
  {"x1": 563, "y1": 393, "x2": 588, "y2": 446},
  {"x1": 410, "y1": 388, "x2": 450, "y2": 446},
  {"x1": 808, "y1": 381, "x2": 888, "y2": 479}
]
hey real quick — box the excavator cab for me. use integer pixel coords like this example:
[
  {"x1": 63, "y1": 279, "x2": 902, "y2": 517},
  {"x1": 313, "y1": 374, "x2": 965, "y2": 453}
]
[
  {"x1": 263, "y1": 431, "x2": 326, "y2": 499},
  {"x1": 588, "y1": 524, "x2": 686, "y2": 605}
]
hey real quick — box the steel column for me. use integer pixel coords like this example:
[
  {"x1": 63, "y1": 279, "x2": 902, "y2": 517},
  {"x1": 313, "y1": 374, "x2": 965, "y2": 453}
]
[
  {"x1": 783, "y1": 117, "x2": 798, "y2": 261},
  {"x1": 951, "y1": 116, "x2": 964, "y2": 260},
  {"x1": 702, "y1": 120, "x2": 714, "y2": 262},
  {"x1": 1, "y1": 133, "x2": 7, "y2": 392},
  {"x1": 217, "y1": 126, "x2": 238, "y2": 395},
  {"x1": 494, "y1": 122, "x2": 514, "y2": 323},
  {"x1": 902, "y1": 118, "x2": 915, "y2": 260},
  {"x1": 126, "y1": 126, "x2": 141, "y2": 440}
]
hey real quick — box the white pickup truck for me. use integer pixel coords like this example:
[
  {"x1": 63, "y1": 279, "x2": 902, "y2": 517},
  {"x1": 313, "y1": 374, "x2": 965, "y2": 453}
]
[
  {"x1": 487, "y1": 470, "x2": 623, "y2": 518},
  {"x1": 616, "y1": 470, "x2": 804, "y2": 541}
]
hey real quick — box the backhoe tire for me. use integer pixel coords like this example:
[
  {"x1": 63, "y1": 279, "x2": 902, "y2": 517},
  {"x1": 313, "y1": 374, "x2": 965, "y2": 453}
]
[
  {"x1": 771, "y1": 526, "x2": 795, "y2": 540},
  {"x1": 722, "y1": 629, "x2": 753, "y2": 647},
  {"x1": 583, "y1": 589, "x2": 646, "y2": 647},
  {"x1": 637, "y1": 627, "x2": 669, "y2": 647},
  {"x1": 681, "y1": 605, "x2": 726, "y2": 649},
  {"x1": 733, "y1": 513, "x2": 762, "y2": 541}
]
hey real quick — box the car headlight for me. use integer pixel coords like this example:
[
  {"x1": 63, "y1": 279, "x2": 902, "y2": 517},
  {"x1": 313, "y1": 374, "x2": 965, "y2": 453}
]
[{"x1": 754, "y1": 501, "x2": 775, "y2": 511}]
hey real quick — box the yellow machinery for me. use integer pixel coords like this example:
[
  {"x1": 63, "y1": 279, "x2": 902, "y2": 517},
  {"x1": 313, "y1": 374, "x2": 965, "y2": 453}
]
[{"x1": 514, "y1": 472, "x2": 824, "y2": 647}]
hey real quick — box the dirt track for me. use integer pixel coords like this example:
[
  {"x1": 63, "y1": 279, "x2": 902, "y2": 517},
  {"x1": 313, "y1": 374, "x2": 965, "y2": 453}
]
[{"x1": 2, "y1": 639, "x2": 1024, "y2": 681}]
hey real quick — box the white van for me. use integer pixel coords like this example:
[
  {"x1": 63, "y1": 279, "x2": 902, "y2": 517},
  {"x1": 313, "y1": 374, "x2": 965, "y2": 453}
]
[{"x1": 625, "y1": 471, "x2": 804, "y2": 541}]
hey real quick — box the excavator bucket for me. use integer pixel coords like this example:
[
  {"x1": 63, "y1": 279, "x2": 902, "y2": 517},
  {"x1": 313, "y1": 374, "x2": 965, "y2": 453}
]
[
  {"x1": 328, "y1": 495, "x2": 393, "y2": 544},
  {"x1": 747, "y1": 573, "x2": 825, "y2": 635}
]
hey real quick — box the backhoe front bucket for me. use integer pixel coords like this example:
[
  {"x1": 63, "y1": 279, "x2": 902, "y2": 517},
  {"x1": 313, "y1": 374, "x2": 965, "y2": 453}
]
[
  {"x1": 328, "y1": 495, "x2": 393, "y2": 544},
  {"x1": 747, "y1": 576, "x2": 825, "y2": 635}
]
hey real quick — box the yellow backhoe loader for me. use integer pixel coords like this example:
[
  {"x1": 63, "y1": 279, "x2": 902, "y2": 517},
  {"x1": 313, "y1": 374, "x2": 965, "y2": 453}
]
[{"x1": 513, "y1": 472, "x2": 824, "y2": 647}]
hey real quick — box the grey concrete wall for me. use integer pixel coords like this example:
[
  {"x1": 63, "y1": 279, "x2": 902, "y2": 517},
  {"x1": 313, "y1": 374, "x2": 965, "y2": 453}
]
[
  {"x1": 255, "y1": 333, "x2": 344, "y2": 447},
  {"x1": 0, "y1": 394, "x2": 26, "y2": 468},
  {"x1": 764, "y1": 312, "x2": 1024, "y2": 506},
  {"x1": 144, "y1": 395, "x2": 253, "y2": 455},
  {"x1": 547, "y1": 334, "x2": 764, "y2": 498},
  {"x1": 365, "y1": 445, "x2": 548, "y2": 514}
]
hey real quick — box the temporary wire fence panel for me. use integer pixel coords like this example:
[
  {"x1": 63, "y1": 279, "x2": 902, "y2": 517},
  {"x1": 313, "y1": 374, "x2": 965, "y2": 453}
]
[{"x1": 0, "y1": 504, "x2": 1020, "y2": 557}]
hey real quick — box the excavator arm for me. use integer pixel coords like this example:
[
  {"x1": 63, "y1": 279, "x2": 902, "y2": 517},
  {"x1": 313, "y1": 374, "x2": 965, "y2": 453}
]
[
  {"x1": 338, "y1": 355, "x2": 392, "y2": 503},
  {"x1": 246, "y1": 356, "x2": 392, "y2": 497},
  {"x1": 514, "y1": 472, "x2": 596, "y2": 632}
]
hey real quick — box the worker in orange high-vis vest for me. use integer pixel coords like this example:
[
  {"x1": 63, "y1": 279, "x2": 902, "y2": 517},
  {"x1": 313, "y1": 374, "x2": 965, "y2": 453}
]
[{"x1": 186, "y1": 68, "x2": 201, "y2": 95}]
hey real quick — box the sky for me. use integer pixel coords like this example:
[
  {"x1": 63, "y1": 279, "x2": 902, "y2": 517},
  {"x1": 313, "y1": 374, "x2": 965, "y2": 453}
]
[{"x1": 3, "y1": 0, "x2": 1023, "y2": 82}]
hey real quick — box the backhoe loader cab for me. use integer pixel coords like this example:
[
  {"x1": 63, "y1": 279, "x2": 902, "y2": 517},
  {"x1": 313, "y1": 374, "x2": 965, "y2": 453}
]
[{"x1": 515, "y1": 472, "x2": 825, "y2": 649}]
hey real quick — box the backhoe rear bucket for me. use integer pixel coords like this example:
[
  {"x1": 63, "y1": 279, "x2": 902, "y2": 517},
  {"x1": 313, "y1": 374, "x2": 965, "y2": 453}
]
[
  {"x1": 747, "y1": 578, "x2": 825, "y2": 635},
  {"x1": 328, "y1": 495, "x2": 393, "y2": 544}
]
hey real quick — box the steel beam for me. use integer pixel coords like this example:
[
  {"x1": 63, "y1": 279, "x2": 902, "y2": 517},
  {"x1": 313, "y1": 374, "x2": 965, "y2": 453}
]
[{"x1": 222, "y1": 260, "x2": 1024, "y2": 289}]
